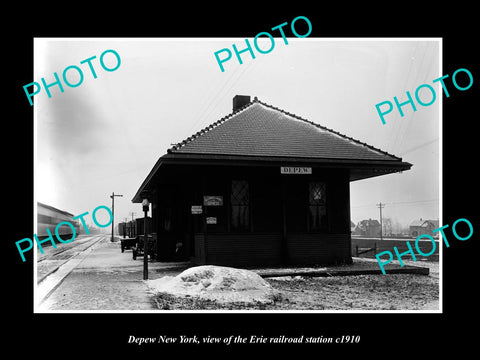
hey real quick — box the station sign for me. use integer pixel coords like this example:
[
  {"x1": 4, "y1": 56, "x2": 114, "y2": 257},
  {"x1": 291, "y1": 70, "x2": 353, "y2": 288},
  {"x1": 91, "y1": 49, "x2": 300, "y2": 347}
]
[{"x1": 280, "y1": 167, "x2": 312, "y2": 174}]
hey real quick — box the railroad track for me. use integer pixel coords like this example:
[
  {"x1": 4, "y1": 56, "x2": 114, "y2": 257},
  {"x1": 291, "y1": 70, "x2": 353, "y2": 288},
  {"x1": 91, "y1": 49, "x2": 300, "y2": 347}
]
[
  {"x1": 37, "y1": 234, "x2": 105, "y2": 263},
  {"x1": 36, "y1": 234, "x2": 107, "y2": 285}
]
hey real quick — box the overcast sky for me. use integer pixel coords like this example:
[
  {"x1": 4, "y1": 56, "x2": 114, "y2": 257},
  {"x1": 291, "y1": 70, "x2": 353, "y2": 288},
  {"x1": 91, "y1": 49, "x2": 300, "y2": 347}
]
[{"x1": 34, "y1": 38, "x2": 440, "y2": 229}]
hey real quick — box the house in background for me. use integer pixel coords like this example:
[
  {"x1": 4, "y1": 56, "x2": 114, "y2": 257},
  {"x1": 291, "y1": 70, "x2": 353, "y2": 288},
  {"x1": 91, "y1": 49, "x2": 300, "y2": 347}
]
[
  {"x1": 350, "y1": 221, "x2": 356, "y2": 233},
  {"x1": 353, "y1": 219, "x2": 382, "y2": 237},
  {"x1": 132, "y1": 95, "x2": 412, "y2": 267},
  {"x1": 409, "y1": 218, "x2": 439, "y2": 237}
]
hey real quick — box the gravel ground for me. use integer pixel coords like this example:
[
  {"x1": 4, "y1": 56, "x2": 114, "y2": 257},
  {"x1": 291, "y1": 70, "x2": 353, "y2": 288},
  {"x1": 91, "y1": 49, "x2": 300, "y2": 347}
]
[
  {"x1": 153, "y1": 259, "x2": 440, "y2": 311},
  {"x1": 265, "y1": 273, "x2": 438, "y2": 310}
]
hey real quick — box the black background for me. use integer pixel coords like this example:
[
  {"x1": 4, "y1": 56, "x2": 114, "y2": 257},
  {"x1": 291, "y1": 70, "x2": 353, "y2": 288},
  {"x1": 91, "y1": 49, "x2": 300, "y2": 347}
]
[{"x1": 5, "y1": 4, "x2": 477, "y2": 356}]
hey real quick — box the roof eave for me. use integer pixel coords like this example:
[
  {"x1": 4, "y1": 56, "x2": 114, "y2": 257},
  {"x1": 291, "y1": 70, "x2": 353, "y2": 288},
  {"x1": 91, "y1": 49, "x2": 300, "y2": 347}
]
[
  {"x1": 131, "y1": 157, "x2": 164, "y2": 203},
  {"x1": 131, "y1": 152, "x2": 411, "y2": 200},
  {"x1": 161, "y1": 152, "x2": 411, "y2": 168}
]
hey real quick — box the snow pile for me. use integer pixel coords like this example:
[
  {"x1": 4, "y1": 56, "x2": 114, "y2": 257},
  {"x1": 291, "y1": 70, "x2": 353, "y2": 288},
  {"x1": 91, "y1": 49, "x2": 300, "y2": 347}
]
[{"x1": 146, "y1": 265, "x2": 278, "y2": 304}]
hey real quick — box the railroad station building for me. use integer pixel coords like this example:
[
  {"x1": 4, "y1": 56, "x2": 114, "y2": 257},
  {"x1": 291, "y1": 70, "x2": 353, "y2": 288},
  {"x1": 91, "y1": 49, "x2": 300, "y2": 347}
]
[{"x1": 132, "y1": 95, "x2": 412, "y2": 267}]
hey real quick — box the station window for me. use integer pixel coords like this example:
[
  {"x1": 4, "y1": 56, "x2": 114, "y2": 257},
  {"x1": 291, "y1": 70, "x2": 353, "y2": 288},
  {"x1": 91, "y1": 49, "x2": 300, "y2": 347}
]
[
  {"x1": 308, "y1": 181, "x2": 327, "y2": 231},
  {"x1": 231, "y1": 180, "x2": 250, "y2": 231}
]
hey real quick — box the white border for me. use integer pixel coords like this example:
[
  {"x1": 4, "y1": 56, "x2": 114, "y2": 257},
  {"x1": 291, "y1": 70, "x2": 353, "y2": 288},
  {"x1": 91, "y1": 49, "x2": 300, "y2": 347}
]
[{"x1": 33, "y1": 37, "x2": 442, "y2": 314}]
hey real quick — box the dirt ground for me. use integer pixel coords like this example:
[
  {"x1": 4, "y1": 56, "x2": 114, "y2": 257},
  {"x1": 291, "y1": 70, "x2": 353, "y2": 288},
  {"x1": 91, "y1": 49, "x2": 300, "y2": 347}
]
[{"x1": 153, "y1": 259, "x2": 440, "y2": 311}]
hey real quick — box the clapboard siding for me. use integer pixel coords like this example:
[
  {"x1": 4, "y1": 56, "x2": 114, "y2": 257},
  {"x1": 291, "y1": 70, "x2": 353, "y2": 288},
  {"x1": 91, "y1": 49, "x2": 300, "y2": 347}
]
[
  {"x1": 193, "y1": 232, "x2": 351, "y2": 266},
  {"x1": 195, "y1": 233, "x2": 282, "y2": 267},
  {"x1": 194, "y1": 234, "x2": 206, "y2": 264},
  {"x1": 287, "y1": 233, "x2": 351, "y2": 265}
]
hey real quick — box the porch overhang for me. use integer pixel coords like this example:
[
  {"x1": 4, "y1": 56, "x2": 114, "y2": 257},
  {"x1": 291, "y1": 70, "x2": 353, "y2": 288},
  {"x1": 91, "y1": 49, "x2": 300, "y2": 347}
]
[{"x1": 132, "y1": 153, "x2": 412, "y2": 203}]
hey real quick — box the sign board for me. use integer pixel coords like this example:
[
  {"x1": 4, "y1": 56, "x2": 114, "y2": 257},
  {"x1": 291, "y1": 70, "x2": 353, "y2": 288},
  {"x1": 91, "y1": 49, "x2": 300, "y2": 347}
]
[
  {"x1": 206, "y1": 217, "x2": 217, "y2": 225},
  {"x1": 280, "y1": 167, "x2": 312, "y2": 174},
  {"x1": 191, "y1": 205, "x2": 203, "y2": 214},
  {"x1": 203, "y1": 195, "x2": 223, "y2": 206}
]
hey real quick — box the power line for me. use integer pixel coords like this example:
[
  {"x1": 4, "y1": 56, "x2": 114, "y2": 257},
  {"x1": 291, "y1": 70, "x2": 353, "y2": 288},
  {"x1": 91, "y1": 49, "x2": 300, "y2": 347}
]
[
  {"x1": 352, "y1": 198, "x2": 439, "y2": 208},
  {"x1": 186, "y1": 54, "x2": 252, "y2": 137},
  {"x1": 390, "y1": 43, "x2": 418, "y2": 153},
  {"x1": 394, "y1": 42, "x2": 431, "y2": 153},
  {"x1": 398, "y1": 137, "x2": 438, "y2": 156},
  {"x1": 387, "y1": 199, "x2": 438, "y2": 206}
]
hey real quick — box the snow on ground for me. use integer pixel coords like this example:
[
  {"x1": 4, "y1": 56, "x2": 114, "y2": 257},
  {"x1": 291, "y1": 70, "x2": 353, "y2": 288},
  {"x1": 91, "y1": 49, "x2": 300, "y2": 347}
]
[
  {"x1": 147, "y1": 259, "x2": 440, "y2": 311},
  {"x1": 145, "y1": 265, "x2": 278, "y2": 304}
]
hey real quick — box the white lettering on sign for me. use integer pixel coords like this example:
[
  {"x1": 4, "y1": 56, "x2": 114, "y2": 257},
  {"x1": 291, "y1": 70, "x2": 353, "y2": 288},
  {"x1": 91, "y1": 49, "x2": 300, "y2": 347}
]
[
  {"x1": 280, "y1": 167, "x2": 312, "y2": 174},
  {"x1": 204, "y1": 196, "x2": 223, "y2": 206},
  {"x1": 206, "y1": 217, "x2": 217, "y2": 225}
]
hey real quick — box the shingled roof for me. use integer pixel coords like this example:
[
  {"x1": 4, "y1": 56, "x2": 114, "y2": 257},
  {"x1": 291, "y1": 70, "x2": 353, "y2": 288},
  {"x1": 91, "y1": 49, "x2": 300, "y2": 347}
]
[
  {"x1": 168, "y1": 97, "x2": 400, "y2": 161},
  {"x1": 132, "y1": 96, "x2": 412, "y2": 202}
]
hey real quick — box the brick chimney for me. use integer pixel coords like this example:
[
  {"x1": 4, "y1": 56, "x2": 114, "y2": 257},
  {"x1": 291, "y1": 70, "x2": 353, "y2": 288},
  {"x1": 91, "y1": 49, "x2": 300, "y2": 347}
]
[{"x1": 233, "y1": 95, "x2": 251, "y2": 111}]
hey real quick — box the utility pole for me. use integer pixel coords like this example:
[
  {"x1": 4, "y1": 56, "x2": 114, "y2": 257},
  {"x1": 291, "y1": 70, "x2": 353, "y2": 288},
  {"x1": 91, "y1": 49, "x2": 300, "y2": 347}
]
[
  {"x1": 122, "y1": 217, "x2": 128, "y2": 238},
  {"x1": 376, "y1": 202, "x2": 385, "y2": 241},
  {"x1": 110, "y1": 192, "x2": 123, "y2": 242},
  {"x1": 129, "y1": 211, "x2": 136, "y2": 238},
  {"x1": 129, "y1": 211, "x2": 136, "y2": 222}
]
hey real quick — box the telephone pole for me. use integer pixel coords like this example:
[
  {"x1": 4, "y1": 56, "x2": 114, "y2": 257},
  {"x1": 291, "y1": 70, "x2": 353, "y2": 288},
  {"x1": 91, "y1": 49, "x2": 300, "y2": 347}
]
[
  {"x1": 129, "y1": 211, "x2": 136, "y2": 222},
  {"x1": 122, "y1": 217, "x2": 128, "y2": 238},
  {"x1": 110, "y1": 192, "x2": 123, "y2": 242},
  {"x1": 376, "y1": 202, "x2": 385, "y2": 241},
  {"x1": 129, "y1": 212, "x2": 136, "y2": 237}
]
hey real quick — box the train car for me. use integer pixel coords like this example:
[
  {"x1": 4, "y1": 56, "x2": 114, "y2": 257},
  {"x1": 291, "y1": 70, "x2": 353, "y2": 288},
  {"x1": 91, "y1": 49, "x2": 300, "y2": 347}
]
[
  {"x1": 134, "y1": 217, "x2": 152, "y2": 236},
  {"x1": 119, "y1": 217, "x2": 152, "y2": 253},
  {"x1": 37, "y1": 202, "x2": 80, "y2": 241},
  {"x1": 118, "y1": 222, "x2": 127, "y2": 237},
  {"x1": 123, "y1": 217, "x2": 151, "y2": 237},
  {"x1": 127, "y1": 220, "x2": 137, "y2": 237}
]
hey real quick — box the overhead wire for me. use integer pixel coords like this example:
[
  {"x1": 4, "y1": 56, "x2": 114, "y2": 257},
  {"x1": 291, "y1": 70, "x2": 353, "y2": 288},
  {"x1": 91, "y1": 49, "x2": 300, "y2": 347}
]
[
  {"x1": 351, "y1": 198, "x2": 439, "y2": 210},
  {"x1": 390, "y1": 42, "x2": 418, "y2": 154},
  {"x1": 184, "y1": 46, "x2": 257, "y2": 139},
  {"x1": 394, "y1": 42, "x2": 438, "y2": 157}
]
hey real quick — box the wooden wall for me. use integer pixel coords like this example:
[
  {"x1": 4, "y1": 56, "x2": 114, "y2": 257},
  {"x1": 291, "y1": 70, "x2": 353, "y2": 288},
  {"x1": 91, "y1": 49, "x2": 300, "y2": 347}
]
[
  {"x1": 155, "y1": 164, "x2": 353, "y2": 267},
  {"x1": 286, "y1": 233, "x2": 352, "y2": 265},
  {"x1": 195, "y1": 233, "x2": 282, "y2": 267},
  {"x1": 194, "y1": 232, "x2": 351, "y2": 267}
]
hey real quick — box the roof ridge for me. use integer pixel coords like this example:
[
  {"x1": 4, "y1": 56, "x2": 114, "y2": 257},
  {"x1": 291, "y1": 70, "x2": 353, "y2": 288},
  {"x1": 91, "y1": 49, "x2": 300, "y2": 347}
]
[
  {"x1": 255, "y1": 98, "x2": 401, "y2": 161},
  {"x1": 167, "y1": 98, "x2": 256, "y2": 153}
]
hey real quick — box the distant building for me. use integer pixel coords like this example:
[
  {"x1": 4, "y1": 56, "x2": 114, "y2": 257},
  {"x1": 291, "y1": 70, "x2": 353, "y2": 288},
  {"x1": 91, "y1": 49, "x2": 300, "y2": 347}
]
[
  {"x1": 350, "y1": 221, "x2": 356, "y2": 233},
  {"x1": 409, "y1": 218, "x2": 439, "y2": 237},
  {"x1": 354, "y1": 219, "x2": 381, "y2": 237},
  {"x1": 37, "y1": 202, "x2": 80, "y2": 239}
]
